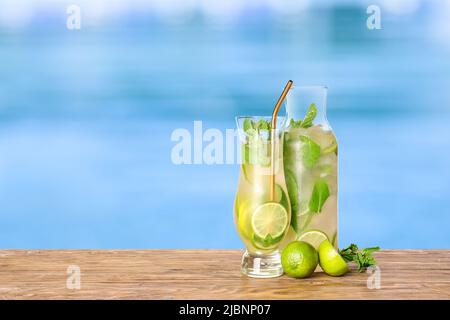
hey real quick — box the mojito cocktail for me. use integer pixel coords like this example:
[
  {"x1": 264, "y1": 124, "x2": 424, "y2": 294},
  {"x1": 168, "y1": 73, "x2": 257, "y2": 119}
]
[
  {"x1": 234, "y1": 117, "x2": 291, "y2": 278},
  {"x1": 283, "y1": 86, "x2": 338, "y2": 249}
]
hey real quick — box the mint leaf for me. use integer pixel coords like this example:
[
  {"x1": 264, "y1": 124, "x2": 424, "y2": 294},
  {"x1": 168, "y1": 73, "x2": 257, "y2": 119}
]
[
  {"x1": 287, "y1": 103, "x2": 317, "y2": 129},
  {"x1": 243, "y1": 118, "x2": 253, "y2": 133},
  {"x1": 308, "y1": 179, "x2": 330, "y2": 213},
  {"x1": 285, "y1": 169, "x2": 299, "y2": 231},
  {"x1": 340, "y1": 243, "x2": 359, "y2": 262},
  {"x1": 301, "y1": 103, "x2": 317, "y2": 128},
  {"x1": 355, "y1": 247, "x2": 380, "y2": 272},
  {"x1": 241, "y1": 118, "x2": 275, "y2": 166},
  {"x1": 256, "y1": 119, "x2": 270, "y2": 130},
  {"x1": 241, "y1": 119, "x2": 273, "y2": 165},
  {"x1": 299, "y1": 135, "x2": 321, "y2": 168},
  {"x1": 339, "y1": 244, "x2": 380, "y2": 272},
  {"x1": 278, "y1": 189, "x2": 290, "y2": 216},
  {"x1": 289, "y1": 118, "x2": 302, "y2": 128},
  {"x1": 242, "y1": 144, "x2": 251, "y2": 164},
  {"x1": 364, "y1": 247, "x2": 381, "y2": 255},
  {"x1": 253, "y1": 233, "x2": 283, "y2": 249},
  {"x1": 257, "y1": 120, "x2": 271, "y2": 142},
  {"x1": 242, "y1": 120, "x2": 257, "y2": 144}
]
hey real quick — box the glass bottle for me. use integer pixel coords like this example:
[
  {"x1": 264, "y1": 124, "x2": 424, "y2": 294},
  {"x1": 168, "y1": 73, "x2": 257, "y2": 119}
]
[{"x1": 283, "y1": 86, "x2": 338, "y2": 248}]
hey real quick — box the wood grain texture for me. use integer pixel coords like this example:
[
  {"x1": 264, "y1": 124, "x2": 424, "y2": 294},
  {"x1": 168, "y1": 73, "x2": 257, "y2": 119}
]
[{"x1": 0, "y1": 250, "x2": 449, "y2": 300}]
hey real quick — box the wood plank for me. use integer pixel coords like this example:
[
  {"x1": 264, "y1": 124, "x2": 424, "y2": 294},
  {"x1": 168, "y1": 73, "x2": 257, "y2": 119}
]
[{"x1": 0, "y1": 250, "x2": 449, "y2": 299}]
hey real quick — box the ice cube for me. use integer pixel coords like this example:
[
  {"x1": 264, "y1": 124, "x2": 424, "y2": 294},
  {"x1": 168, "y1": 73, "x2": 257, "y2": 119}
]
[{"x1": 307, "y1": 125, "x2": 337, "y2": 152}]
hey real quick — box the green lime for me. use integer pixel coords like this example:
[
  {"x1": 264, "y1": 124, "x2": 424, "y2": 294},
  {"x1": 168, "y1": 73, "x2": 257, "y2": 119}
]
[
  {"x1": 298, "y1": 230, "x2": 329, "y2": 250},
  {"x1": 318, "y1": 239, "x2": 349, "y2": 276},
  {"x1": 281, "y1": 241, "x2": 318, "y2": 278},
  {"x1": 251, "y1": 202, "x2": 288, "y2": 249}
]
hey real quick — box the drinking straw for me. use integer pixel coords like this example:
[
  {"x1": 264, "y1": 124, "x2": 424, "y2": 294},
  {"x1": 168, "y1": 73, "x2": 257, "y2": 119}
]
[{"x1": 270, "y1": 80, "x2": 293, "y2": 200}]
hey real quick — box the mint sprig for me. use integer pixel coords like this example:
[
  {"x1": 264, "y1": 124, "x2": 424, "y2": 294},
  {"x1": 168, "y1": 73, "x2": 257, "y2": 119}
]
[
  {"x1": 301, "y1": 103, "x2": 317, "y2": 128},
  {"x1": 256, "y1": 119, "x2": 270, "y2": 130},
  {"x1": 243, "y1": 118, "x2": 254, "y2": 132},
  {"x1": 289, "y1": 118, "x2": 302, "y2": 128},
  {"x1": 243, "y1": 119, "x2": 271, "y2": 134},
  {"x1": 340, "y1": 244, "x2": 380, "y2": 272},
  {"x1": 241, "y1": 119, "x2": 272, "y2": 166},
  {"x1": 288, "y1": 103, "x2": 318, "y2": 128}
]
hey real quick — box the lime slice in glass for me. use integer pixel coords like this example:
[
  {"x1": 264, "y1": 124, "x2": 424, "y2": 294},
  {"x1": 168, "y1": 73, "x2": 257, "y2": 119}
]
[
  {"x1": 251, "y1": 202, "x2": 288, "y2": 246},
  {"x1": 322, "y1": 143, "x2": 337, "y2": 155},
  {"x1": 298, "y1": 230, "x2": 329, "y2": 250}
]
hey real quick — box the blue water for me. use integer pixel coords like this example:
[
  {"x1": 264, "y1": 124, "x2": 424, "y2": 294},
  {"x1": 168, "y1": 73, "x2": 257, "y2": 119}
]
[{"x1": 0, "y1": 2, "x2": 449, "y2": 249}]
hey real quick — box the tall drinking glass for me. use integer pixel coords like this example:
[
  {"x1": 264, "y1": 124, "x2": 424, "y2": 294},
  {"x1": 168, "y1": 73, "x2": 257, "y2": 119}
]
[{"x1": 234, "y1": 116, "x2": 291, "y2": 278}]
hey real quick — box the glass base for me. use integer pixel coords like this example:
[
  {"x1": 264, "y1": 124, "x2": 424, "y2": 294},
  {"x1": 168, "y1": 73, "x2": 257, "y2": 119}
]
[{"x1": 240, "y1": 250, "x2": 283, "y2": 278}]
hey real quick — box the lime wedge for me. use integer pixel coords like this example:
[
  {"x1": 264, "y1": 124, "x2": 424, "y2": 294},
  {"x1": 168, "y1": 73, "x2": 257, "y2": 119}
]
[
  {"x1": 318, "y1": 239, "x2": 349, "y2": 276},
  {"x1": 322, "y1": 143, "x2": 337, "y2": 155},
  {"x1": 251, "y1": 202, "x2": 288, "y2": 247},
  {"x1": 298, "y1": 230, "x2": 329, "y2": 250}
]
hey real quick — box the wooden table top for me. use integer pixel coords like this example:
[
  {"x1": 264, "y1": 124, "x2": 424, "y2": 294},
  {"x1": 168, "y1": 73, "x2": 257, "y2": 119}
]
[{"x1": 0, "y1": 250, "x2": 449, "y2": 300}]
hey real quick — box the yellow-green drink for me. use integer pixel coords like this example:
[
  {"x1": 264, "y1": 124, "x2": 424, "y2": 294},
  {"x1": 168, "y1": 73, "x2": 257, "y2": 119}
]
[
  {"x1": 234, "y1": 116, "x2": 291, "y2": 278},
  {"x1": 283, "y1": 86, "x2": 338, "y2": 249}
]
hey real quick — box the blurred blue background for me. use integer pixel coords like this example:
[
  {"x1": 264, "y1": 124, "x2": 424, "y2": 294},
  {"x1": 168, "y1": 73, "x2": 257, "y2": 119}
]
[{"x1": 0, "y1": 0, "x2": 449, "y2": 249}]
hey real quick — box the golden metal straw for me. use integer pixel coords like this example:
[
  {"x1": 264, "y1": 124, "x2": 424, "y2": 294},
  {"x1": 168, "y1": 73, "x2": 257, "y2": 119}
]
[{"x1": 270, "y1": 80, "x2": 293, "y2": 200}]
